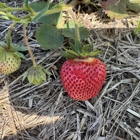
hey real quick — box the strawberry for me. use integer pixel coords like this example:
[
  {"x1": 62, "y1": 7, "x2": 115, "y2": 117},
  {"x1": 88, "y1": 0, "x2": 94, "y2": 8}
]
[
  {"x1": 0, "y1": 51, "x2": 21, "y2": 75},
  {"x1": 60, "y1": 57, "x2": 106, "y2": 101}
]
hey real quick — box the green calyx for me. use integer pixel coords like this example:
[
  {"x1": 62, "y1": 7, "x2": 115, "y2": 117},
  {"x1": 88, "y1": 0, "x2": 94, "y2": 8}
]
[
  {"x1": 0, "y1": 42, "x2": 26, "y2": 62},
  {"x1": 62, "y1": 40, "x2": 101, "y2": 59},
  {"x1": 0, "y1": 45, "x2": 26, "y2": 62},
  {"x1": 22, "y1": 65, "x2": 51, "y2": 85}
]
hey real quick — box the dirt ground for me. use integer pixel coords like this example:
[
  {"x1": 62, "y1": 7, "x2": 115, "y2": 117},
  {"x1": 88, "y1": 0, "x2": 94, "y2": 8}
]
[{"x1": 0, "y1": 0, "x2": 140, "y2": 140}]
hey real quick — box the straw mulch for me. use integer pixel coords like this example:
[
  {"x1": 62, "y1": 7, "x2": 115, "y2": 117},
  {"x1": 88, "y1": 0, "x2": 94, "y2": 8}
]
[{"x1": 0, "y1": 0, "x2": 140, "y2": 140}]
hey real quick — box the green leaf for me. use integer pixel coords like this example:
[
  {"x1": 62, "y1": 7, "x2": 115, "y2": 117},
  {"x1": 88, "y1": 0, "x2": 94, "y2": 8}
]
[
  {"x1": 32, "y1": 2, "x2": 50, "y2": 21},
  {"x1": 29, "y1": 2, "x2": 48, "y2": 12},
  {"x1": 0, "y1": 41, "x2": 6, "y2": 47},
  {"x1": 80, "y1": 49, "x2": 88, "y2": 57},
  {"x1": 83, "y1": 44, "x2": 92, "y2": 52},
  {"x1": 62, "y1": 20, "x2": 89, "y2": 40},
  {"x1": 12, "y1": 44, "x2": 27, "y2": 51},
  {"x1": 6, "y1": 12, "x2": 20, "y2": 21},
  {"x1": 14, "y1": 52, "x2": 26, "y2": 59},
  {"x1": 102, "y1": 0, "x2": 128, "y2": 19},
  {"x1": 5, "y1": 33, "x2": 11, "y2": 45},
  {"x1": 0, "y1": 2, "x2": 8, "y2": 8},
  {"x1": 51, "y1": 2, "x2": 67, "y2": 9},
  {"x1": 74, "y1": 39, "x2": 82, "y2": 53},
  {"x1": 89, "y1": 50, "x2": 101, "y2": 57},
  {"x1": 36, "y1": 72, "x2": 41, "y2": 82},
  {"x1": 23, "y1": 0, "x2": 29, "y2": 8},
  {"x1": 62, "y1": 51, "x2": 76, "y2": 59},
  {"x1": 38, "y1": 12, "x2": 62, "y2": 25},
  {"x1": 66, "y1": 49, "x2": 79, "y2": 56},
  {"x1": 127, "y1": 0, "x2": 140, "y2": 12},
  {"x1": 36, "y1": 24, "x2": 64, "y2": 49},
  {"x1": 22, "y1": 71, "x2": 28, "y2": 81},
  {"x1": 134, "y1": 20, "x2": 140, "y2": 35},
  {"x1": 69, "y1": 42, "x2": 75, "y2": 51},
  {"x1": 0, "y1": 15, "x2": 10, "y2": 20},
  {"x1": 30, "y1": 2, "x2": 63, "y2": 24},
  {"x1": 44, "y1": 69, "x2": 51, "y2": 75},
  {"x1": 27, "y1": 71, "x2": 34, "y2": 84},
  {"x1": 40, "y1": 70, "x2": 46, "y2": 81}
]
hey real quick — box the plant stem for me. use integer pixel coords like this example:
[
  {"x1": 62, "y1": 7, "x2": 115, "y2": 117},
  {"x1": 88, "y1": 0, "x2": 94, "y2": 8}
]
[
  {"x1": 23, "y1": 25, "x2": 37, "y2": 67},
  {"x1": 3, "y1": 7, "x2": 29, "y2": 12},
  {"x1": 42, "y1": 4, "x2": 70, "y2": 17},
  {"x1": 7, "y1": 22, "x2": 17, "y2": 50},
  {"x1": 68, "y1": 8, "x2": 80, "y2": 42}
]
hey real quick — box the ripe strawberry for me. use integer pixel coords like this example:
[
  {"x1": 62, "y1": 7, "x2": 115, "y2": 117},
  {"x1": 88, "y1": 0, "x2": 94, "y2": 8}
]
[
  {"x1": 60, "y1": 57, "x2": 106, "y2": 101},
  {"x1": 0, "y1": 52, "x2": 21, "y2": 75}
]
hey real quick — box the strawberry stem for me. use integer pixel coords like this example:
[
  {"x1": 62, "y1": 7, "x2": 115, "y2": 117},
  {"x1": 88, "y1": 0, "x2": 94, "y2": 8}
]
[
  {"x1": 2, "y1": 7, "x2": 30, "y2": 12},
  {"x1": 42, "y1": 3, "x2": 70, "y2": 17},
  {"x1": 68, "y1": 8, "x2": 81, "y2": 42},
  {"x1": 23, "y1": 24, "x2": 37, "y2": 67},
  {"x1": 7, "y1": 22, "x2": 17, "y2": 50}
]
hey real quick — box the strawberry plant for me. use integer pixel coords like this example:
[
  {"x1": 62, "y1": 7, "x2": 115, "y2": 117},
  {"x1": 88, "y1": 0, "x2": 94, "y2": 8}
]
[
  {"x1": 0, "y1": 0, "x2": 136, "y2": 101},
  {"x1": 0, "y1": 0, "x2": 107, "y2": 100},
  {"x1": 0, "y1": 0, "x2": 89, "y2": 84},
  {"x1": 0, "y1": 0, "x2": 139, "y2": 100}
]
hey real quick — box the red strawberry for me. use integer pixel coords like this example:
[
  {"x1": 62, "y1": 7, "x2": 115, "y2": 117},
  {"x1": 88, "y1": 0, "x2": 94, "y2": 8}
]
[{"x1": 60, "y1": 57, "x2": 106, "y2": 101}]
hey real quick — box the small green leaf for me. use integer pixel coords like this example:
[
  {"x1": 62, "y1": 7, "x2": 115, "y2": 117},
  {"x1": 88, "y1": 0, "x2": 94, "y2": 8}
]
[
  {"x1": 36, "y1": 24, "x2": 64, "y2": 49},
  {"x1": 12, "y1": 44, "x2": 27, "y2": 51},
  {"x1": 51, "y1": 1, "x2": 67, "y2": 9},
  {"x1": 29, "y1": 2, "x2": 48, "y2": 12},
  {"x1": 22, "y1": 71, "x2": 28, "y2": 81},
  {"x1": 134, "y1": 28, "x2": 140, "y2": 35},
  {"x1": 44, "y1": 69, "x2": 51, "y2": 75},
  {"x1": 23, "y1": 0, "x2": 29, "y2": 8},
  {"x1": 6, "y1": 12, "x2": 20, "y2": 21},
  {"x1": 83, "y1": 44, "x2": 92, "y2": 52},
  {"x1": 80, "y1": 50, "x2": 88, "y2": 57},
  {"x1": 40, "y1": 70, "x2": 46, "y2": 81},
  {"x1": 38, "y1": 12, "x2": 62, "y2": 25},
  {"x1": 69, "y1": 42, "x2": 75, "y2": 51},
  {"x1": 0, "y1": 41, "x2": 6, "y2": 47},
  {"x1": 5, "y1": 33, "x2": 11, "y2": 45},
  {"x1": 32, "y1": 2, "x2": 50, "y2": 21},
  {"x1": 127, "y1": 0, "x2": 140, "y2": 12},
  {"x1": 74, "y1": 39, "x2": 82, "y2": 53},
  {"x1": 66, "y1": 49, "x2": 79, "y2": 56},
  {"x1": 134, "y1": 20, "x2": 140, "y2": 35},
  {"x1": 62, "y1": 20, "x2": 89, "y2": 40},
  {"x1": 62, "y1": 51, "x2": 76, "y2": 59},
  {"x1": 89, "y1": 50, "x2": 101, "y2": 57},
  {"x1": 0, "y1": 11, "x2": 7, "y2": 15},
  {"x1": 36, "y1": 72, "x2": 41, "y2": 82},
  {"x1": 102, "y1": 0, "x2": 128, "y2": 19},
  {"x1": 27, "y1": 72, "x2": 34, "y2": 84},
  {"x1": 0, "y1": 2, "x2": 8, "y2": 8},
  {"x1": 1, "y1": 15, "x2": 10, "y2": 20},
  {"x1": 14, "y1": 52, "x2": 26, "y2": 59}
]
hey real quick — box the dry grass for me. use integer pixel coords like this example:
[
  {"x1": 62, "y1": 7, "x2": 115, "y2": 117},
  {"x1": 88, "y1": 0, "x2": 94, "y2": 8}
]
[{"x1": 0, "y1": 0, "x2": 140, "y2": 140}]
